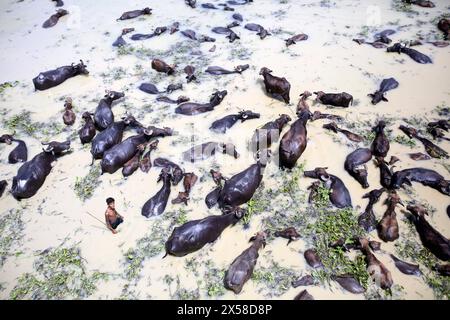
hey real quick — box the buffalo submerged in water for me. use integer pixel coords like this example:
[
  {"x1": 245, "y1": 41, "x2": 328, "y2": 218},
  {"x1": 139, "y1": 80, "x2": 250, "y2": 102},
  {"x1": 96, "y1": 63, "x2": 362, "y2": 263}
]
[{"x1": 11, "y1": 140, "x2": 71, "y2": 200}]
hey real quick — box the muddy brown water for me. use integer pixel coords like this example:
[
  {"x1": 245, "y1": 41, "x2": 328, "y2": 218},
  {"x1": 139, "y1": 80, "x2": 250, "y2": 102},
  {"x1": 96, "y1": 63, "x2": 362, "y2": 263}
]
[{"x1": 0, "y1": 0, "x2": 449, "y2": 299}]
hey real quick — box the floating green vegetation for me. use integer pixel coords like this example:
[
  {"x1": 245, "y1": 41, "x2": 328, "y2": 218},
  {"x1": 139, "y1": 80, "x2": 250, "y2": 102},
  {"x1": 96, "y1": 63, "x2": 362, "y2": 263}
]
[
  {"x1": 393, "y1": 135, "x2": 417, "y2": 148},
  {"x1": 310, "y1": 182, "x2": 331, "y2": 209},
  {"x1": 10, "y1": 247, "x2": 109, "y2": 300},
  {"x1": 252, "y1": 260, "x2": 297, "y2": 297},
  {"x1": 3, "y1": 111, "x2": 64, "y2": 139},
  {"x1": 0, "y1": 81, "x2": 19, "y2": 94},
  {"x1": 203, "y1": 260, "x2": 226, "y2": 298},
  {"x1": 391, "y1": 0, "x2": 419, "y2": 15},
  {"x1": 4, "y1": 111, "x2": 37, "y2": 135},
  {"x1": 229, "y1": 45, "x2": 253, "y2": 60},
  {"x1": 242, "y1": 184, "x2": 271, "y2": 226},
  {"x1": 365, "y1": 284, "x2": 405, "y2": 300},
  {"x1": 0, "y1": 209, "x2": 25, "y2": 267},
  {"x1": 123, "y1": 222, "x2": 167, "y2": 282},
  {"x1": 307, "y1": 207, "x2": 369, "y2": 288},
  {"x1": 73, "y1": 165, "x2": 102, "y2": 201}
]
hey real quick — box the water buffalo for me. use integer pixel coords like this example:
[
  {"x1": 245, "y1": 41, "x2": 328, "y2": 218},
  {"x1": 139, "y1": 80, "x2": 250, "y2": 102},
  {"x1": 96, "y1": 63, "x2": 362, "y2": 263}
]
[
  {"x1": 122, "y1": 144, "x2": 146, "y2": 177},
  {"x1": 94, "y1": 90, "x2": 125, "y2": 131},
  {"x1": 294, "y1": 290, "x2": 314, "y2": 300},
  {"x1": 407, "y1": 205, "x2": 450, "y2": 261},
  {"x1": 304, "y1": 167, "x2": 352, "y2": 208},
  {"x1": 232, "y1": 13, "x2": 243, "y2": 21},
  {"x1": 142, "y1": 168, "x2": 172, "y2": 217},
  {"x1": 399, "y1": 125, "x2": 448, "y2": 159},
  {"x1": 292, "y1": 275, "x2": 314, "y2": 288},
  {"x1": 112, "y1": 28, "x2": 135, "y2": 47},
  {"x1": 90, "y1": 114, "x2": 141, "y2": 163},
  {"x1": 387, "y1": 43, "x2": 432, "y2": 64},
  {"x1": 62, "y1": 97, "x2": 76, "y2": 126},
  {"x1": 279, "y1": 110, "x2": 311, "y2": 169},
  {"x1": 101, "y1": 127, "x2": 172, "y2": 174},
  {"x1": 117, "y1": 7, "x2": 152, "y2": 20},
  {"x1": 224, "y1": 231, "x2": 266, "y2": 294},
  {"x1": 371, "y1": 121, "x2": 390, "y2": 158},
  {"x1": 42, "y1": 9, "x2": 68, "y2": 28},
  {"x1": 274, "y1": 227, "x2": 300, "y2": 245},
  {"x1": 260, "y1": 67, "x2": 291, "y2": 104},
  {"x1": 359, "y1": 238, "x2": 393, "y2": 289},
  {"x1": 332, "y1": 275, "x2": 365, "y2": 294},
  {"x1": 52, "y1": 0, "x2": 64, "y2": 7},
  {"x1": 153, "y1": 158, "x2": 184, "y2": 185},
  {"x1": 390, "y1": 254, "x2": 421, "y2": 276},
  {"x1": 185, "y1": 0, "x2": 196, "y2": 8},
  {"x1": 438, "y1": 18, "x2": 449, "y2": 40},
  {"x1": 172, "y1": 172, "x2": 198, "y2": 205},
  {"x1": 32, "y1": 60, "x2": 88, "y2": 91},
  {"x1": 184, "y1": 65, "x2": 196, "y2": 82},
  {"x1": 285, "y1": 33, "x2": 308, "y2": 46},
  {"x1": 314, "y1": 91, "x2": 353, "y2": 108},
  {"x1": 218, "y1": 161, "x2": 264, "y2": 210},
  {"x1": 374, "y1": 157, "x2": 394, "y2": 189},
  {"x1": 164, "y1": 208, "x2": 244, "y2": 257},
  {"x1": 358, "y1": 188, "x2": 385, "y2": 232},
  {"x1": 210, "y1": 110, "x2": 260, "y2": 133},
  {"x1": 409, "y1": 152, "x2": 431, "y2": 161},
  {"x1": 139, "y1": 140, "x2": 159, "y2": 173},
  {"x1": 250, "y1": 114, "x2": 291, "y2": 156},
  {"x1": 304, "y1": 249, "x2": 323, "y2": 269},
  {"x1": 182, "y1": 142, "x2": 239, "y2": 162},
  {"x1": 244, "y1": 23, "x2": 270, "y2": 39},
  {"x1": 78, "y1": 112, "x2": 96, "y2": 144},
  {"x1": 344, "y1": 148, "x2": 372, "y2": 188},
  {"x1": 156, "y1": 96, "x2": 190, "y2": 104},
  {"x1": 175, "y1": 90, "x2": 227, "y2": 115},
  {"x1": 368, "y1": 78, "x2": 399, "y2": 105},
  {"x1": 0, "y1": 133, "x2": 28, "y2": 164},
  {"x1": 403, "y1": 0, "x2": 435, "y2": 8},
  {"x1": 391, "y1": 167, "x2": 450, "y2": 196},
  {"x1": 0, "y1": 180, "x2": 7, "y2": 198},
  {"x1": 310, "y1": 111, "x2": 343, "y2": 122},
  {"x1": 433, "y1": 264, "x2": 450, "y2": 276},
  {"x1": 377, "y1": 192, "x2": 402, "y2": 242},
  {"x1": 323, "y1": 122, "x2": 363, "y2": 142},
  {"x1": 205, "y1": 64, "x2": 249, "y2": 75},
  {"x1": 181, "y1": 29, "x2": 197, "y2": 40},
  {"x1": 131, "y1": 26, "x2": 167, "y2": 41},
  {"x1": 152, "y1": 59, "x2": 175, "y2": 75},
  {"x1": 11, "y1": 140, "x2": 71, "y2": 200}
]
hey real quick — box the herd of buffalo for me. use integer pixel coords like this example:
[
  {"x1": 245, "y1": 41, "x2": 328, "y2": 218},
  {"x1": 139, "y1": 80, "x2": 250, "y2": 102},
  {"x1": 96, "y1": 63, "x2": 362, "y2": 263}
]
[{"x1": 0, "y1": 0, "x2": 449, "y2": 299}]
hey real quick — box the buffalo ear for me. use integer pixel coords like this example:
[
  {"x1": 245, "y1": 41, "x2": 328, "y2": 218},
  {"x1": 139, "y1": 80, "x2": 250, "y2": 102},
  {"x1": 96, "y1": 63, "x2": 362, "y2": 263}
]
[
  {"x1": 249, "y1": 236, "x2": 256, "y2": 242},
  {"x1": 382, "y1": 97, "x2": 389, "y2": 102}
]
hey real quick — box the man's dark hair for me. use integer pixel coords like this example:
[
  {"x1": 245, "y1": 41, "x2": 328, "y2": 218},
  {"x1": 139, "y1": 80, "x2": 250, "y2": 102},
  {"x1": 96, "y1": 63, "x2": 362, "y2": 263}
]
[{"x1": 106, "y1": 197, "x2": 115, "y2": 205}]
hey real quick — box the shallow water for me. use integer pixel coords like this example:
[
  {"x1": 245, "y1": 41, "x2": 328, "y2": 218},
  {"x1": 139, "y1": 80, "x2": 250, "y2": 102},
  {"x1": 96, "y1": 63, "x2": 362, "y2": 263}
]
[{"x1": 0, "y1": 0, "x2": 449, "y2": 300}]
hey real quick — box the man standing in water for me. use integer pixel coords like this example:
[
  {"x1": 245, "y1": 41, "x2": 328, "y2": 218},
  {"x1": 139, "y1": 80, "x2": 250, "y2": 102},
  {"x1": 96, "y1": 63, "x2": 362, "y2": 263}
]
[{"x1": 105, "y1": 197, "x2": 124, "y2": 234}]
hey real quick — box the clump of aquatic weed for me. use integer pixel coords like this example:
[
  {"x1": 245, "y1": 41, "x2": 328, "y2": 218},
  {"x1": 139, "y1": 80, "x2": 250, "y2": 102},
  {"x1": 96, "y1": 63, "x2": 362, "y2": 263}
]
[
  {"x1": 252, "y1": 259, "x2": 297, "y2": 297},
  {"x1": 10, "y1": 246, "x2": 109, "y2": 300},
  {"x1": 202, "y1": 260, "x2": 227, "y2": 298},
  {"x1": 0, "y1": 209, "x2": 25, "y2": 267},
  {"x1": 306, "y1": 207, "x2": 369, "y2": 289},
  {"x1": 73, "y1": 165, "x2": 102, "y2": 201},
  {"x1": 0, "y1": 81, "x2": 20, "y2": 94},
  {"x1": 122, "y1": 208, "x2": 189, "y2": 287},
  {"x1": 3, "y1": 110, "x2": 65, "y2": 139}
]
